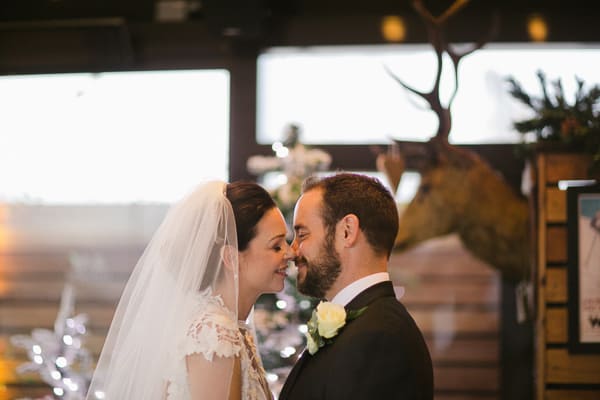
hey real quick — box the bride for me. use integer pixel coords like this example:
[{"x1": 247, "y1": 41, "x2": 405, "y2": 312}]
[{"x1": 86, "y1": 181, "x2": 294, "y2": 399}]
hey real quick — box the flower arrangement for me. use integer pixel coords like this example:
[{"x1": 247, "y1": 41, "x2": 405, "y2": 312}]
[
  {"x1": 247, "y1": 124, "x2": 332, "y2": 217},
  {"x1": 507, "y1": 71, "x2": 600, "y2": 173},
  {"x1": 305, "y1": 301, "x2": 366, "y2": 355}
]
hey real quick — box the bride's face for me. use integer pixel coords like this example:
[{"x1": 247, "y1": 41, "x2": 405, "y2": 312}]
[{"x1": 239, "y1": 207, "x2": 293, "y2": 296}]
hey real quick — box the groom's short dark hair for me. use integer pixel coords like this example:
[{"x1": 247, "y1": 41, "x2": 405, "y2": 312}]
[{"x1": 302, "y1": 173, "x2": 399, "y2": 258}]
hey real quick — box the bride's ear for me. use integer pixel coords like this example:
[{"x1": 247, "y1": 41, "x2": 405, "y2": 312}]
[{"x1": 220, "y1": 245, "x2": 239, "y2": 272}]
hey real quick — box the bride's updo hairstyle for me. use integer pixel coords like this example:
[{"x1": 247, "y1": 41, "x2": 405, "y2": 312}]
[{"x1": 226, "y1": 182, "x2": 277, "y2": 251}]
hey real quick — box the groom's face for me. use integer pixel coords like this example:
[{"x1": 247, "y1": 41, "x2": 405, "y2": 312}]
[{"x1": 292, "y1": 189, "x2": 341, "y2": 299}]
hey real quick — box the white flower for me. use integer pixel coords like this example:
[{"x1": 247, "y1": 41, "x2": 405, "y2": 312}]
[
  {"x1": 304, "y1": 301, "x2": 367, "y2": 355},
  {"x1": 315, "y1": 302, "x2": 346, "y2": 339}
]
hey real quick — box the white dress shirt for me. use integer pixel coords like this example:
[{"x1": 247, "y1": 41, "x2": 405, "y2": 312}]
[{"x1": 330, "y1": 272, "x2": 391, "y2": 307}]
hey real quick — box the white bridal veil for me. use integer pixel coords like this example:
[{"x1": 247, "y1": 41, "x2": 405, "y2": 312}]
[{"x1": 86, "y1": 181, "x2": 240, "y2": 399}]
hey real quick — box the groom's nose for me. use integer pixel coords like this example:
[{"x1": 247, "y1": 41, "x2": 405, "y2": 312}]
[{"x1": 285, "y1": 241, "x2": 296, "y2": 259}]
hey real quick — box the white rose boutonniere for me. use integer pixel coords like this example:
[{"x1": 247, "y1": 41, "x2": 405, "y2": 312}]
[{"x1": 305, "y1": 301, "x2": 367, "y2": 355}]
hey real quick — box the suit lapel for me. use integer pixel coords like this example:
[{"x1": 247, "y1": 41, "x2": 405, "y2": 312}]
[{"x1": 280, "y1": 281, "x2": 396, "y2": 399}]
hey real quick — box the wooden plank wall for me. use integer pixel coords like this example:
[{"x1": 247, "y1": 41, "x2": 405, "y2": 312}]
[
  {"x1": 389, "y1": 234, "x2": 501, "y2": 400},
  {"x1": 0, "y1": 209, "x2": 502, "y2": 400},
  {"x1": 0, "y1": 248, "x2": 144, "y2": 399},
  {"x1": 0, "y1": 204, "x2": 166, "y2": 400},
  {"x1": 535, "y1": 152, "x2": 600, "y2": 400}
]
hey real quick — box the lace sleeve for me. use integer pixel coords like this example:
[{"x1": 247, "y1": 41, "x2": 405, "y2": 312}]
[{"x1": 183, "y1": 305, "x2": 243, "y2": 362}]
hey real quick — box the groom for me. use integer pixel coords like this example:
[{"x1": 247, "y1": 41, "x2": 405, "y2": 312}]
[{"x1": 280, "y1": 173, "x2": 433, "y2": 400}]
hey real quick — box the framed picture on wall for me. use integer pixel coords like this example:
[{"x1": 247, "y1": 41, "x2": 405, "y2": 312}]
[{"x1": 567, "y1": 184, "x2": 600, "y2": 354}]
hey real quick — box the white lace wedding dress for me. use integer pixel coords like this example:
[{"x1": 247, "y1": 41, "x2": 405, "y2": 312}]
[{"x1": 166, "y1": 289, "x2": 272, "y2": 400}]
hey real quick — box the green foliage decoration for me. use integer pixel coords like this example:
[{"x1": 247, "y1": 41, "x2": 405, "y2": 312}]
[{"x1": 507, "y1": 71, "x2": 600, "y2": 173}]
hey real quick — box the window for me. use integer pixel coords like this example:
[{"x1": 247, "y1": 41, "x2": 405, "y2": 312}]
[
  {"x1": 0, "y1": 70, "x2": 230, "y2": 203},
  {"x1": 257, "y1": 43, "x2": 600, "y2": 145}
]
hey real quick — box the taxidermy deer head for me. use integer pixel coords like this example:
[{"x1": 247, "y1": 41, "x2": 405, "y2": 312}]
[{"x1": 380, "y1": 0, "x2": 530, "y2": 282}]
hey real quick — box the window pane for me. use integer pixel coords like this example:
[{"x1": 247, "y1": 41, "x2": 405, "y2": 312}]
[
  {"x1": 257, "y1": 43, "x2": 600, "y2": 144},
  {"x1": 0, "y1": 70, "x2": 230, "y2": 203}
]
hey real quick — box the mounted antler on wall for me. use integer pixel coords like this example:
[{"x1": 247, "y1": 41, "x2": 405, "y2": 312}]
[
  {"x1": 379, "y1": 0, "x2": 530, "y2": 283},
  {"x1": 384, "y1": 0, "x2": 497, "y2": 141}
]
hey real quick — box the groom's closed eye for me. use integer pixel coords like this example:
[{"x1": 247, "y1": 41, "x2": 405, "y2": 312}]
[{"x1": 295, "y1": 232, "x2": 308, "y2": 242}]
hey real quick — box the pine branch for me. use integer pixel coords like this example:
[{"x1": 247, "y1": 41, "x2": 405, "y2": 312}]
[
  {"x1": 506, "y1": 77, "x2": 534, "y2": 108},
  {"x1": 507, "y1": 71, "x2": 600, "y2": 172}
]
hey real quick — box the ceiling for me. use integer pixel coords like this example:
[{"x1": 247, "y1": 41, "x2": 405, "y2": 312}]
[
  {"x1": 0, "y1": 0, "x2": 597, "y2": 75},
  {"x1": 1, "y1": 0, "x2": 598, "y2": 25},
  {"x1": 1, "y1": 0, "x2": 598, "y2": 47}
]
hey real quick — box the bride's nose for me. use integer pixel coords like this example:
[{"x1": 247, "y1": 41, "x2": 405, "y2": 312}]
[{"x1": 284, "y1": 242, "x2": 296, "y2": 260}]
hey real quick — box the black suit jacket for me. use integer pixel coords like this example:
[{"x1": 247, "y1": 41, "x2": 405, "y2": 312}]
[{"x1": 279, "y1": 281, "x2": 433, "y2": 400}]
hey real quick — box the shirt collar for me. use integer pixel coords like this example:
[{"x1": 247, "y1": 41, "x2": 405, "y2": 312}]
[{"x1": 330, "y1": 272, "x2": 390, "y2": 307}]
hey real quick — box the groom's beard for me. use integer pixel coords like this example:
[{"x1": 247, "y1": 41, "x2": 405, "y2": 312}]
[{"x1": 296, "y1": 232, "x2": 341, "y2": 299}]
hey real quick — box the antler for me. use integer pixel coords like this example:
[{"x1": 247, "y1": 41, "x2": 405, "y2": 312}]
[
  {"x1": 412, "y1": 0, "x2": 470, "y2": 25},
  {"x1": 386, "y1": 0, "x2": 498, "y2": 142}
]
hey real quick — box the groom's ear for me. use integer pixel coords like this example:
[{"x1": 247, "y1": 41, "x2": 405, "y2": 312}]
[{"x1": 338, "y1": 214, "x2": 360, "y2": 248}]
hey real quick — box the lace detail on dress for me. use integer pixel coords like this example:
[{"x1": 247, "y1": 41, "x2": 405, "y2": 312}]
[
  {"x1": 183, "y1": 300, "x2": 242, "y2": 362},
  {"x1": 165, "y1": 290, "x2": 271, "y2": 400},
  {"x1": 166, "y1": 290, "x2": 242, "y2": 400}
]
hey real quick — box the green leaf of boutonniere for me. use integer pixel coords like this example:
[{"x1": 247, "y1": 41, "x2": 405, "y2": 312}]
[{"x1": 346, "y1": 306, "x2": 367, "y2": 321}]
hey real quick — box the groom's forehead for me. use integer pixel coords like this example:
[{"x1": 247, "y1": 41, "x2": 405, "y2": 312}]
[
  {"x1": 300, "y1": 188, "x2": 324, "y2": 206},
  {"x1": 297, "y1": 191, "x2": 323, "y2": 216},
  {"x1": 294, "y1": 191, "x2": 325, "y2": 225}
]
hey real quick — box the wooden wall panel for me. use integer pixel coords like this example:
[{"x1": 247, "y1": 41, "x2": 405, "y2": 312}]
[
  {"x1": 389, "y1": 235, "x2": 500, "y2": 399},
  {"x1": 545, "y1": 154, "x2": 592, "y2": 182},
  {"x1": 411, "y1": 309, "x2": 499, "y2": 335},
  {"x1": 545, "y1": 308, "x2": 567, "y2": 343},
  {"x1": 426, "y1": 338, "x2": 498, "y2": 363},
  {"x1": 434, "y1": 366, "x2": 499, "y2": 391},
  {"x1": 535, "y1": 152, "x2": 600, "y2": 400},
  {"x1": 400, "y1": 279, "x2": 499, "y2": 306},
  {"x1": 545, "y1": 268, "x2": 567, "y2": 303},
  {"x1": 0, "y1": 305, "x2": 115, "y2": 331},
  {"x1": 546, "y1": 390, "x2": 600, "y2": 400},
  {"x1": 545, "y1": 187, "x2": 567, "y2": 223},
  {"x1": 0, "y1": 216, "x2": 502, "y2": 399},
  {"x1": 546, "y1": 349, "x2": 600, "y2": 384},
  {"x1": 546, "y1": 227, "x2": 567, "y2": 263},
  {"x1": 0, "y1": 280, "x2": 124, "y2": 303}
]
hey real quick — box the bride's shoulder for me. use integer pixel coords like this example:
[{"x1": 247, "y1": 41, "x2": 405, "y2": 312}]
[
  {"x1": 181, "y1": 289, "x2": 242, "y2": 361},
  {"x1": 190, "y1": 288, "x2": 236, "y2": 325}
]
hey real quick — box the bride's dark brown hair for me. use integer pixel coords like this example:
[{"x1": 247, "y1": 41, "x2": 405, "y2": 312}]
[{"x1": 226, "y1": 181, "x2": 277, "y2": 251}]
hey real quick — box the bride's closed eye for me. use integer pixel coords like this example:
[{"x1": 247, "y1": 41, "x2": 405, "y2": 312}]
[{"x1": 270, "y1": 239, "x2": 284, "y2": 252}]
